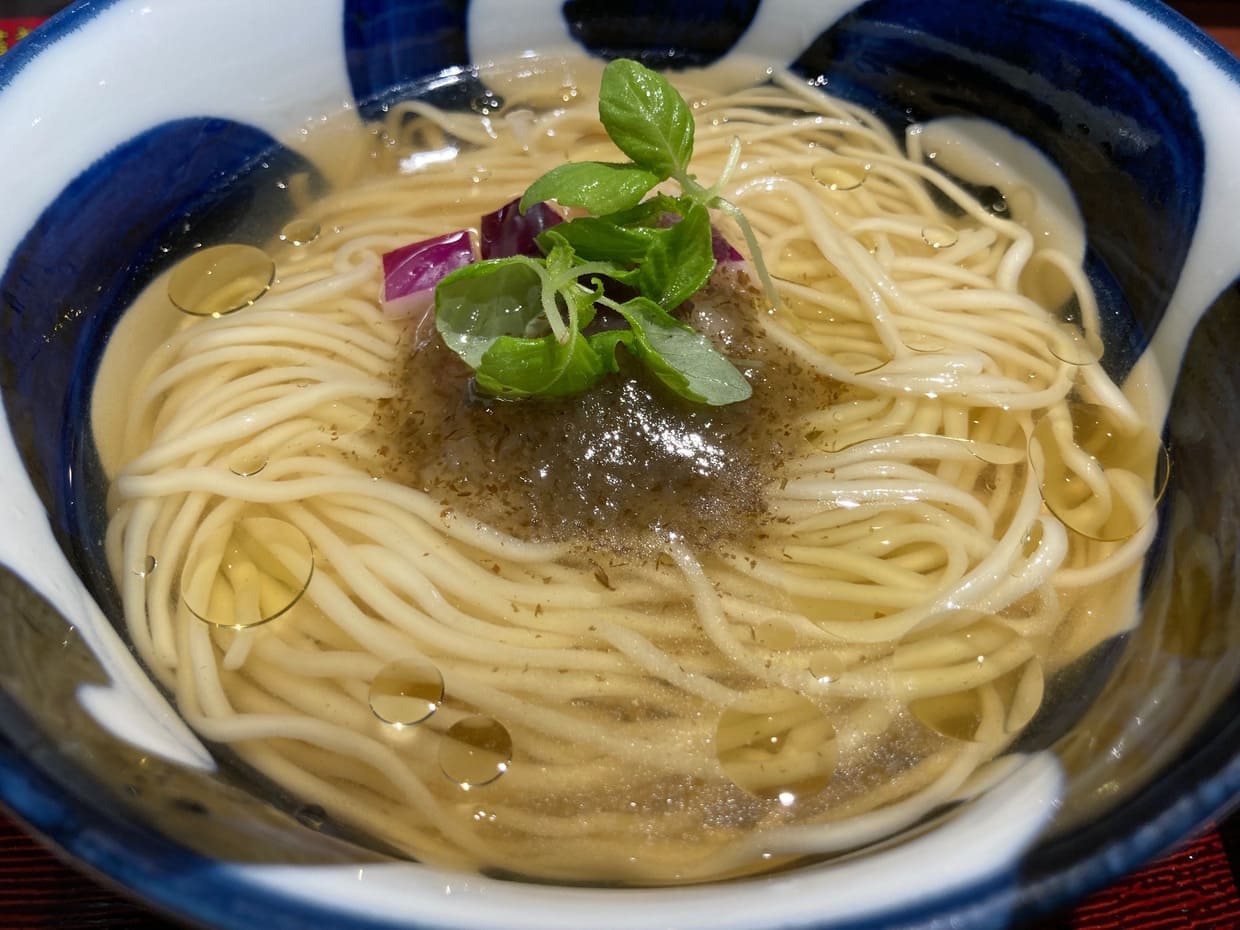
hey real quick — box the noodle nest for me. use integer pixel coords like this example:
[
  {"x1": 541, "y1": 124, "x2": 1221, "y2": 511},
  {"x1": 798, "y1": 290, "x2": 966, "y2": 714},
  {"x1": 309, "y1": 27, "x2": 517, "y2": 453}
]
[{"x1": 103, "y1": 62, "x2": 1161, "y2": 883}]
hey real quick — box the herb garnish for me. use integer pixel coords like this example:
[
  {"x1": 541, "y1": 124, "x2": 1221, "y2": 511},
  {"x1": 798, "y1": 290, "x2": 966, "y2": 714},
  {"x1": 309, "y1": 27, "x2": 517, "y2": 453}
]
[{"x1": 433, "y1": 58, "x2": 777, "y2": 406}]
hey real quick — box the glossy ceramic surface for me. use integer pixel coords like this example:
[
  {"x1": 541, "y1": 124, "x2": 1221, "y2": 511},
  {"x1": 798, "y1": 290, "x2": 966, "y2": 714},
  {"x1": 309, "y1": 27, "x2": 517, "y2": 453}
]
[{"x1": 0, "y1": 1, "x2": 1238, "y2": 928}]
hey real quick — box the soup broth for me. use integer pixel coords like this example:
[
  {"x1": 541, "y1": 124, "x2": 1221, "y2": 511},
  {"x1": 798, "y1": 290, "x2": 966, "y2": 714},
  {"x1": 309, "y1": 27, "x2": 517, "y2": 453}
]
[{"x1": 93, "y1": 57, "x2": 1166, "y2": 884}]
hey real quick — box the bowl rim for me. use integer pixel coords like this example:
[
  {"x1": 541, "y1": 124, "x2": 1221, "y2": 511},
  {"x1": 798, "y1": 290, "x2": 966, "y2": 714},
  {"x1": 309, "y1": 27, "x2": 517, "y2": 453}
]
[{"x1": 2, "y1": 0, "x2": 1240, "y2": 928}]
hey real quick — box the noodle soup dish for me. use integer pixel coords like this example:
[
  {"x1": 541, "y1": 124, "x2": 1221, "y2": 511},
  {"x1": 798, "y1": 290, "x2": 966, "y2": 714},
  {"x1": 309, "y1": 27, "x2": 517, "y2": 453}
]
[{"x1": 1, "y1": 1, "x2": 1239, "y2": 929}]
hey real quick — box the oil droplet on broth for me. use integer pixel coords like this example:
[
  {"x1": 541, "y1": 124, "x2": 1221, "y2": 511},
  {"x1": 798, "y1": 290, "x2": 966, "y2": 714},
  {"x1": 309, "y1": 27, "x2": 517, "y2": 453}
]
[
  {"x1": 1047, "y1": 319, "x2": 1104, "y2": 366},
  {"x1": 903, "y1": 330, "x2": 946, "y2": 353},
  {"x1": 181, "y1": 516, "x2": 314, "y2": 629},
  {"x1": 132, "y1": 555, "x2": 157, "y2": 577},
  {"x1": 1020, "y1": 522, "x2": 1045, "y2": 559},
  {"x1": 806, "y1": 422, "x2": 868, "y2": 455},
  {"x1": 321, "y1": 398, "x2": 375, "y2": 439},
  {"x1": 715, "y1": 688, "x2": 836, "y2": 801},
  {"x1": 168, "y1": 244, "x2": 275, "y2": 317},
  {"x1": 227, "y1": 449, "x2": 269, "y2": 477},
  {"x1": 294, "y1": 803, "x2": 327, "y2": 830},
  {"x1": 808, "y1": 652, "x2": 845, "y2": 683},
  {"x1": 1020, "y1": 257, "x2": 1102, "y2": 364},
  {"x1": 1003, "y1": 658, "x2": 1044, "y2": 734},
  {"x1": 920, "y1": 225, "x2": 959, "y2": 249},
  {"x1": 369, "y1": 658, "x2": 444, "y2": 726},
  {"x1": 469, "y1": 92, "x2": 504, "y2": 115},
  {"x1": 910, "y1": 690, "x2": 983, "y2": 742},
  {"x1": 832, "y1": 351, "x2": 887, "y2": 375},
  {"x1": 278, "y1": 219, "x2": 321, "y2": 246},
  {"x1": 810, "y1": 156, "x2": 869, "y2": 191},
  {"x1": 439, "y1": 716, "x2": 513, "y2": 788},
  {"x1": 910, "y1": 657, "x2": 1045, "y2": 740},
  {"x1": 1029, "y1": 402, "x2": 1169, "y2": 541},
  {"x1": 753, "y1": 621, "x2": 797, "y2": 650}
]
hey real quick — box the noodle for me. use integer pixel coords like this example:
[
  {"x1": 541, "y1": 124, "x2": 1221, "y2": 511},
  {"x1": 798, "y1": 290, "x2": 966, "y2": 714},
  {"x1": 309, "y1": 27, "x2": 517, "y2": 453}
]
[{"x1": 98, "y1": 61, "x2": 1162, "y2": 884}]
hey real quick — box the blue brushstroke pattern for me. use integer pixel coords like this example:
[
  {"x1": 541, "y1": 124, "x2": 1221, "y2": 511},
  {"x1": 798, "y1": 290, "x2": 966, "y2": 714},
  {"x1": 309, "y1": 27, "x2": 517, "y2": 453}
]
[
  {"x1": 563, "y1": 0, "x2": 760, "y2": 68},
  {"x1": 0, "y1": 118, "x2": 320, "y2": 583},
  {"x1": 344, "y1": 0, "x2": 474, "y2": 117}
]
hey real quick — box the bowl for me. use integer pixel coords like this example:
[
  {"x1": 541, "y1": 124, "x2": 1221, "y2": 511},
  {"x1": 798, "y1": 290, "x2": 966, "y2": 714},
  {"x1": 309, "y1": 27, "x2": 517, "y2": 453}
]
[{"x1": 1, "y1": 0, "x2": 1239, "y2": 927}]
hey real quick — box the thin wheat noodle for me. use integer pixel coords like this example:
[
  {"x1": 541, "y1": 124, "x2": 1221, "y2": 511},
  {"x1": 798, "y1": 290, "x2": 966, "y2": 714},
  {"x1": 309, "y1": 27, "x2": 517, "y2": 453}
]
[{"x1": 100, "y1": 62, "x2": 1161, "y2": 884}]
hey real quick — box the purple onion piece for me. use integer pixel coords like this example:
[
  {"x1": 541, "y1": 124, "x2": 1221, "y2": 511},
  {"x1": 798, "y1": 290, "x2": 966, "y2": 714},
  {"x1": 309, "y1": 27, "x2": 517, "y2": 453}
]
[
  {"x1": 380, "y1": 229, "x2": 475, "y2": 319},
  {"x1": 711, "y1": 226, "x2": 745, "y2": 264},
  {"x1": 480, "y1": 198, "x2": 563, "y2": 259}
]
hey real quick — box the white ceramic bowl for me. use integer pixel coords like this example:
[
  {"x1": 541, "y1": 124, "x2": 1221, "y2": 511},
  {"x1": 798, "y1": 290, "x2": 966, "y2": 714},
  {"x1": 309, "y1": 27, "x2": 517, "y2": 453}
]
[{"x1": 1, "y1": 1, "x2": 1239, "y2": 928}]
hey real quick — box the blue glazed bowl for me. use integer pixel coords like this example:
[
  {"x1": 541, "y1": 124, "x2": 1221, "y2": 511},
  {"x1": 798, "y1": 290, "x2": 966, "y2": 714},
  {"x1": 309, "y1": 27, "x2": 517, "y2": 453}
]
[{"x1": 1, "y1": 1, "x2": 1238, "y2": 928}]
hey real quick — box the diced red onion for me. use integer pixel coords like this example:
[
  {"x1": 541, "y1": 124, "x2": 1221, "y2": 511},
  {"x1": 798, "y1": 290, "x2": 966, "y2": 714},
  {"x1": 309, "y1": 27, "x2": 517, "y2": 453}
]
[
  {"x1": 380, "y1": 229, "x2": 475, "y2": 319},
  {"x1": 481, "y1": 198, "x2": 563, "y2": 259}
]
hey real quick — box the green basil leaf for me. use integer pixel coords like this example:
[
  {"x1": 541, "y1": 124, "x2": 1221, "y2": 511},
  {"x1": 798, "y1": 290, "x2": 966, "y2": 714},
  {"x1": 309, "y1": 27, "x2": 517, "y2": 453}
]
[
  {"x1": 434, "y1": 258, "x2": 546, "y2": 368},
  {"x1": 615, "y1": 297, "x2": 752, "y2": 405},
  {"x1": 599, "y1": 59, "x2": 695, "y2": 180},
  {"x1": 531, "y1": 237, "x2": 607, "y2": 335},
  {"x1": 588, "y1": 328, "x2": 636, "y2": 374},
  {"x1": 550, "y1": 203, "x2": 714, "y2": 310},
  {"x1": 430, "y1": 57, "x2": 764, "y2": 407},
  {"x1": 520, "y1": 161, "x2": 660, "y2": 216},
  {"x1": 475, "y1": 332, "x2": 607, "y2": 398},
  {"x1": 603, "y1": 192, "x2": 682, "y2": 228},
  {"x1": 631, "y1": 201, "x2": 715, "y2": 310},
  {"x1": 541, "y1": 235, "x2": 579, "y2": 281},
  {"x1": 564, "y1": 273, "x2": 608, "y2": 333},
  {"x1": 542, "y1": 217, "x2": 655, "y2": 265}
]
